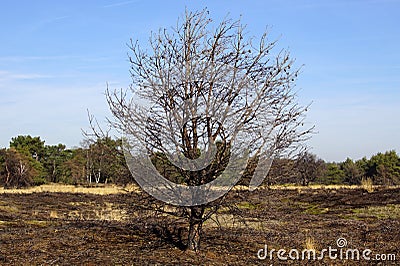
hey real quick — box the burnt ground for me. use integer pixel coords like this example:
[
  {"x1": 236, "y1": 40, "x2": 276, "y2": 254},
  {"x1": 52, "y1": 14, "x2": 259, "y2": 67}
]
[{"x1": 0, "y1": 187, "x2": 399, "y2": 265}]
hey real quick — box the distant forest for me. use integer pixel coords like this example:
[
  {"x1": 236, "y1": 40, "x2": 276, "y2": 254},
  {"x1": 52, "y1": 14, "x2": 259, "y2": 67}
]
[{"x1": 0, "y1": 135, "x2": 399, "y2": 188}]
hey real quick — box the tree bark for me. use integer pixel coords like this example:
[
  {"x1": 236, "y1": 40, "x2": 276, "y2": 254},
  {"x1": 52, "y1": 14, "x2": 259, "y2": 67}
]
[
  {"x1": 187, "y1": 206, "x2": 204, "y2": 251},
  {"x1": 187, "y1": 221, "x2": 202, "y2": 251}
]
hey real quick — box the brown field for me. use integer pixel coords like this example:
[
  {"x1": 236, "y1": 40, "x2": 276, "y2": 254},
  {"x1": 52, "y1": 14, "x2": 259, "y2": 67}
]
[{"x1": 0, "y1": 184, "x2": 399, "y2": 265}]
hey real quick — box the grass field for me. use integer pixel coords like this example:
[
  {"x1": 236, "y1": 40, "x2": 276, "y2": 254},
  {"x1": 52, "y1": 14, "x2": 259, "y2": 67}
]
[
  {"x1": 0, "y1": 183, "x2": 140, "y2": 195},
  {"x1": 0, "y1": 184, "x2": 399, "y2": 265}
]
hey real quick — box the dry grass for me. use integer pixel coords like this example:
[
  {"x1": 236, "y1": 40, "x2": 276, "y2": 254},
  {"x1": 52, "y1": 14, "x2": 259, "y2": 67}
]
[
  {"x1": 25, "y1": 220, "x2": 50, "y2": 227},
  {"x1": 254, "y1": 183, "x2": 399, "y2": 191},
  {"x1": 47, "y1": 201, "x2": 128, "y2": 221},
  {"x1": 1, "y1": 183, "x2": 398, "y2": 195},
  {"x1": 349, "y1": 204, "x2": 400, "y2": 220},
  {"x1": 0, "y1": 183, "x2": 141, "y2": 195},
  {"x1": 0, "y1": 200, "x2": 18, "y2": 213},
  {"x1": 93, "y1": 208, "x2": 128, "y2": 221},
  {"x1": 304, "y1": 236, "x2": 317, "y2": 250},
  {"x1": 269, "y1": 184, "x2": 362, "y2": 190},
  {"x1": 240, "y1": 184, "x2": 360, "y2": 191},
  {"x1": 361, "y1": 177, "x2": 374, "y2": 193},
  {"x1": 203, "y1": 213, "x2": 276, "y2": 231},
  {"x1": 0, "y1": 205, "x2": 18, "y2": 213},
  {"x1": 49, "y1": 210, "x2": 59, "y2": 219}
]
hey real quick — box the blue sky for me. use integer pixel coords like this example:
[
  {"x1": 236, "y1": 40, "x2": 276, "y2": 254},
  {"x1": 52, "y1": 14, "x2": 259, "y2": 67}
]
[{"x1": 0, "y1": 0, "x2": 399, "y2": 162}]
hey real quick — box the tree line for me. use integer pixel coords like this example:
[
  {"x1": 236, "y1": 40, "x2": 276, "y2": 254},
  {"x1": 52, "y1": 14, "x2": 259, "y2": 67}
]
[
  {"x1": 0, "y1": 135, "x2": 132, "y2": 188},
  {"x1": 0, "y1": 134, "x2": 399, "y2": 188},
  {"x1": 259, "y1": 150, "x2": 400, "y2": 187}
]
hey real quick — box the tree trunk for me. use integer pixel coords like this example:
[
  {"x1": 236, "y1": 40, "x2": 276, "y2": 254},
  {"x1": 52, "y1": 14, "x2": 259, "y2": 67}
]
[
  {"x1": 187, "y1": 221, "x2": 202, "y2": 251},
  {"x1": 52, "y1": 160, "x2": 56, "y2": 182},
  {"x1": 5, "y1": 164, "x2": 10, "y2": 187},
  {"x1": 187, "y1": 206, "x2": 204, "y2": 251},
  {"x1": 302, "y1": 175, "x2": 309, "y2": 186}
]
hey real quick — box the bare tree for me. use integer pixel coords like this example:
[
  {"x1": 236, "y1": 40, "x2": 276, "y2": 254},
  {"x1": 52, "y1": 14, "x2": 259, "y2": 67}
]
[
  {"x1": 295, "y1": 151, "x2": 325, "y2": 186},
  {"x1": 0, "y1": 148, "x2": 36, "y2": 188},
  {"x1": 264, "y1": 157, "x2": 297, "y2": 186},
  {"x1": 103, "y1": 9, "x2": 312, "y2": 250}
]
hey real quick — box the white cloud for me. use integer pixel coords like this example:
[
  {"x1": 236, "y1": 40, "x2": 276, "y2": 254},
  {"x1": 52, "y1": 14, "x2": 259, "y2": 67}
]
[
  {"x1": 0, "y1": 70, "x2": 53, "y2": 83},
  {"x1": 103, "y1": 0, "x2": 141, "y2": 8},
  {"x1": 0, "y1": 55, "x2": 84, "y2": 62}
]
